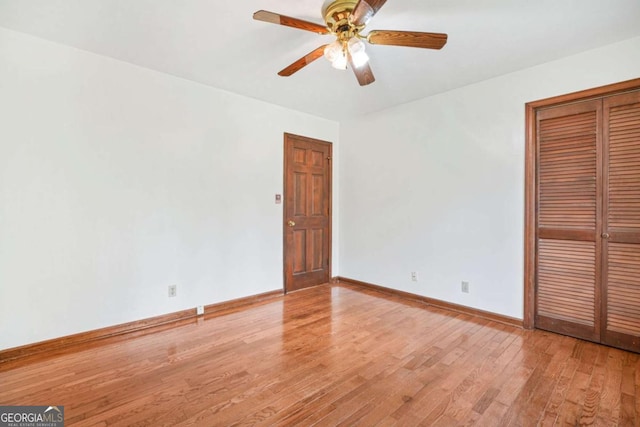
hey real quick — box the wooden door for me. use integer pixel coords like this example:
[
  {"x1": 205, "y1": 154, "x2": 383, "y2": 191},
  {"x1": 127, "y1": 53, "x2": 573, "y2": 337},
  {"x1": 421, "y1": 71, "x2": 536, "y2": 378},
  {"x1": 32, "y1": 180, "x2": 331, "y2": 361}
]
[
  {"x1": 283, "y1": 133, "x2": 332, "y2": 292},
  {"x1": 602, "y1": 91, "x2": 640, "y2": 352},
  {"x1": 534, "y1": 89, "x2": 640, "y2": 353},
  {"x1": 535, "y1": 99, "x2": 602, "y2": 342}
]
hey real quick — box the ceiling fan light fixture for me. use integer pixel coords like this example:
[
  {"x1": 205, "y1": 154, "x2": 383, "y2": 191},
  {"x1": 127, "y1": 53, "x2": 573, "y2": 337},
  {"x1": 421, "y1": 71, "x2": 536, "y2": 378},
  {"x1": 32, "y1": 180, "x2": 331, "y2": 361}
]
[
  {"x1": 331, "y1": 53, "x2": 348, "y2": 70},
  {"x1": 324, "y1": 40, "x2": 348, "y2": 70},
  {"x1": 323, "y1": 40, "x2": 342, "y2": 62},
  {"x1": 347, "y1": 37, "x2": 369, "y2": 68},
  {"x1": 351, "y1": 50, "x2": 369, "y2": 68}
]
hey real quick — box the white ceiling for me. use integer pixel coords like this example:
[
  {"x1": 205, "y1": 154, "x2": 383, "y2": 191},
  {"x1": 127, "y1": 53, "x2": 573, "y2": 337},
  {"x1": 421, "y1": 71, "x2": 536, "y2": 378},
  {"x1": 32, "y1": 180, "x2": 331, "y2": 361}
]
[{"x1": 1, "y1": 0, "x2": 639, "y2": 120}]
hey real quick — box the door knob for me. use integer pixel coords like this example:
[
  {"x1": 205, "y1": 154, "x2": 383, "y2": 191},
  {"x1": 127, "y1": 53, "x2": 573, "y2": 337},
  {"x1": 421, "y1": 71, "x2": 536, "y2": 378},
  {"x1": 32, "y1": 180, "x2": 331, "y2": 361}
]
[
  {"x1": 287, "y1": 220, "x2": 296, "y2": 227},
  {"x1": 602, "y1": 232, "x2": 610, "y2": 239}
]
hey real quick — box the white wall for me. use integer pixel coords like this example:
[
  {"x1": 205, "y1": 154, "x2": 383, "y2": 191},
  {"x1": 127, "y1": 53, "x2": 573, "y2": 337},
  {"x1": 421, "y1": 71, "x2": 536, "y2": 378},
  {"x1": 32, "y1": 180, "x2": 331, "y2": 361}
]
[
  {"x1": 0, "y1": 28, "x2": 339, "y2": 350},
  {"x1": 339, "y1": 36, "x2": 640, "y2": 319}
]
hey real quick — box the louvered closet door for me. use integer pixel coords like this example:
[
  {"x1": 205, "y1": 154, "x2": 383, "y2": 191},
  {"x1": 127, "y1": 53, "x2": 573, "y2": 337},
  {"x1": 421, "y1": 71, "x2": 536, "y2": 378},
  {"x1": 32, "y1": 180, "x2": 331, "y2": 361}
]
[
  {"x1": 602, "y1": 91, "x2": 640, "y2": 352},
  {"x1": 535, "y1": 100, "x2": 602, "y2": 342}
]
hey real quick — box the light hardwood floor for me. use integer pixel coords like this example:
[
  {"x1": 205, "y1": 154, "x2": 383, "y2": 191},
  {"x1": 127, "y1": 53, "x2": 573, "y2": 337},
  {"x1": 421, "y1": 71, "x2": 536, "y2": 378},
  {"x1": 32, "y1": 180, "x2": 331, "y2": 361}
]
[{"x1": 1, "y1": 284, "x2": 638, "y2": 426}]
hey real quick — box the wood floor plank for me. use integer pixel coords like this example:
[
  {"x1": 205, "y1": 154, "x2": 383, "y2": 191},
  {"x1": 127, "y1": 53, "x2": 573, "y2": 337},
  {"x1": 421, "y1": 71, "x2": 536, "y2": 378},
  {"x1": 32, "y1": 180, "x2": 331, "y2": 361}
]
[
  {"x1": 0, "y1": 284, "x2": 638, "y2": 426},
  {"x1": 576, "y1": 346, "x2": 606, "y2": 425},
  {"x1": 595, "y1": 347, "x2": 624, "y2": 425},
  {"x1": 539, "y1": 349, "x2": 580, "y2": 422}
]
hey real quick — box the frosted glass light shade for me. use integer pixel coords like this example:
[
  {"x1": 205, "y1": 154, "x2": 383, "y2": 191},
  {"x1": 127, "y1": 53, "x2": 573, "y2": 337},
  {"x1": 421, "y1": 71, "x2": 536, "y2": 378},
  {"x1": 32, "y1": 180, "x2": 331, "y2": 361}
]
[
  {"x1": 324, "y1": 40, "x2": 347, "y2": 70},
  {"x1": 350, "y1": 51, "x2": 369, "y2": 68},
  {"x1": 348, "y1": 37, "x2": 366, "y2": 55},
  {"x1": 324, "y1": 41, "x2": 343, "y2": 63},
  {"x1": 331, "y1": 54, "x2": 348, "y2": 70},
  {"x1": 348, "y1": 37, "x2": 369, "y2": 68}
]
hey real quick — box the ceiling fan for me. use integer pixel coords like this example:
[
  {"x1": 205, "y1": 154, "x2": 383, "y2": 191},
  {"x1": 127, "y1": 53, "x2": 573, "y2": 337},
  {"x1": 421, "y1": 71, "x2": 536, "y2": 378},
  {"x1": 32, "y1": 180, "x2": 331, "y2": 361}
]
[{"x1": 253, "y1": 0, "x2": 448, "y2": 86}]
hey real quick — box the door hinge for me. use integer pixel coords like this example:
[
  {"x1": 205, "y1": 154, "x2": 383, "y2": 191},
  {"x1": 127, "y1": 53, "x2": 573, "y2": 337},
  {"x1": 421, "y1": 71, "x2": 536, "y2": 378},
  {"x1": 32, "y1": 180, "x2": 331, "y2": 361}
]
[{"x1": 327, "y1": 156, "x2": 331, "y2": 161}]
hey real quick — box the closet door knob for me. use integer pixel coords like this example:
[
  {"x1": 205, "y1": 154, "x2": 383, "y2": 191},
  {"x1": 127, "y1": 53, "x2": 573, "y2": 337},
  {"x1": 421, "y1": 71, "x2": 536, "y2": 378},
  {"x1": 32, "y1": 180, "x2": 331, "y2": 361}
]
[{"x1": 602, "y1": 233, "x2": 610, "y2": 239}]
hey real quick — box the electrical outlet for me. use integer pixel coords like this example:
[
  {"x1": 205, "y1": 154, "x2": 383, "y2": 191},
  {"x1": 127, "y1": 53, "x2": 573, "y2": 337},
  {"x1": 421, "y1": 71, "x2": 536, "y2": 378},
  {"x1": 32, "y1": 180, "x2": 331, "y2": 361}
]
[
  {"x1": 197, "y1": 305, "x2": 204, "y2": 315},
  {"x1": 411, "y1": 272, "x2": 418, "y2": 282},
  {"x1": 168, "y1": 285, "x2": 177, "y2": 297},
  {"x1": 461, "y1": 281, "x2": 470, "y2": 293}
]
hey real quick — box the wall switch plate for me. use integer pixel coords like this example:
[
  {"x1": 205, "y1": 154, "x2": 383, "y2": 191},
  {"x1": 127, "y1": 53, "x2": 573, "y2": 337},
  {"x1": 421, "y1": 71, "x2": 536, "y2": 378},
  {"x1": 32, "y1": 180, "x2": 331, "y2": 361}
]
[
  {"x1": 461, "y1": 281, "x2": 470, "y2": 293},
  {"x1": 275, "y1": 194, "x2": 282, "y2": 204},
  {"x1": 411, "y1": 272, "x2": 418, "y2": 282},
  {"x1": 196, "y1": 305, "x2": 204, "y2": 315},
  {"x1": 168, "y1": 285, "x2": 177, "y2": 297}
]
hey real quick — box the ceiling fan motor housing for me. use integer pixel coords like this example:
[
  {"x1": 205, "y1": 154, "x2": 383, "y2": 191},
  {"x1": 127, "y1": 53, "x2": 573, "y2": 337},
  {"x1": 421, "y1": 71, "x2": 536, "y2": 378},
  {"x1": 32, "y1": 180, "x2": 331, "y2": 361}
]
[{"x1": 322, "y1": 0, "x2": 364, "y2": 37}]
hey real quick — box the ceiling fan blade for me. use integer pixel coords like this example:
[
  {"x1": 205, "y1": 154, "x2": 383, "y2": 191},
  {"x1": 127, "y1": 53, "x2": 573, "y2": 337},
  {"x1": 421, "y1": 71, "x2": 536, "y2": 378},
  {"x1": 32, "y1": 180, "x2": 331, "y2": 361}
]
[
  {"x1": 278, "y1": 45, "x2": 329, "y2": 77},
  {"x1": 347, "y1": 53, "x2": 375, "y2": 86},
  {"x1": 253, "y1": 10, "x2": 329, "y2": 35},
  {"x1": 350, "y1": 0, "x2": 388, "y2": 26},
  {"x1": 367, "y1": 30, "x2": 448, "y2": 49}
]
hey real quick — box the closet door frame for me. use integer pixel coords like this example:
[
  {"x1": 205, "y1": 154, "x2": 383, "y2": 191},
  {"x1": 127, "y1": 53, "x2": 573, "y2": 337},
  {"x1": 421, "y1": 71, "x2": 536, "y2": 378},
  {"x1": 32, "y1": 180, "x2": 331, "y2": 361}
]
[{"x1": 524, "y1": 78, "x2": 640, "y2": 330}]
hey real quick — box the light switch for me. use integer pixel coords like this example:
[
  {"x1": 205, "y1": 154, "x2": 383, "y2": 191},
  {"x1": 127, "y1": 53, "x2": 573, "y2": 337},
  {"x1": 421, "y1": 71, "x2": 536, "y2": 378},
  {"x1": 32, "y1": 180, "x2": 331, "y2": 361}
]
[{"x1": 275, "y1": 194, "x2": 282, "y2": 204}]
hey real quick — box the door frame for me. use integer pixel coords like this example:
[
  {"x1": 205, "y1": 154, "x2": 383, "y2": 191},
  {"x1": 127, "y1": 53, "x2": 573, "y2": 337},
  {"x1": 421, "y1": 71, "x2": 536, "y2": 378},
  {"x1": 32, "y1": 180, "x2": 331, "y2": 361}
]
[
  {"x1": 523, "y1": 77, "x2": 640, "y2": 329},
  {"x1": 282, "y1": 132, "x2": 333, "y2": 293}
]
